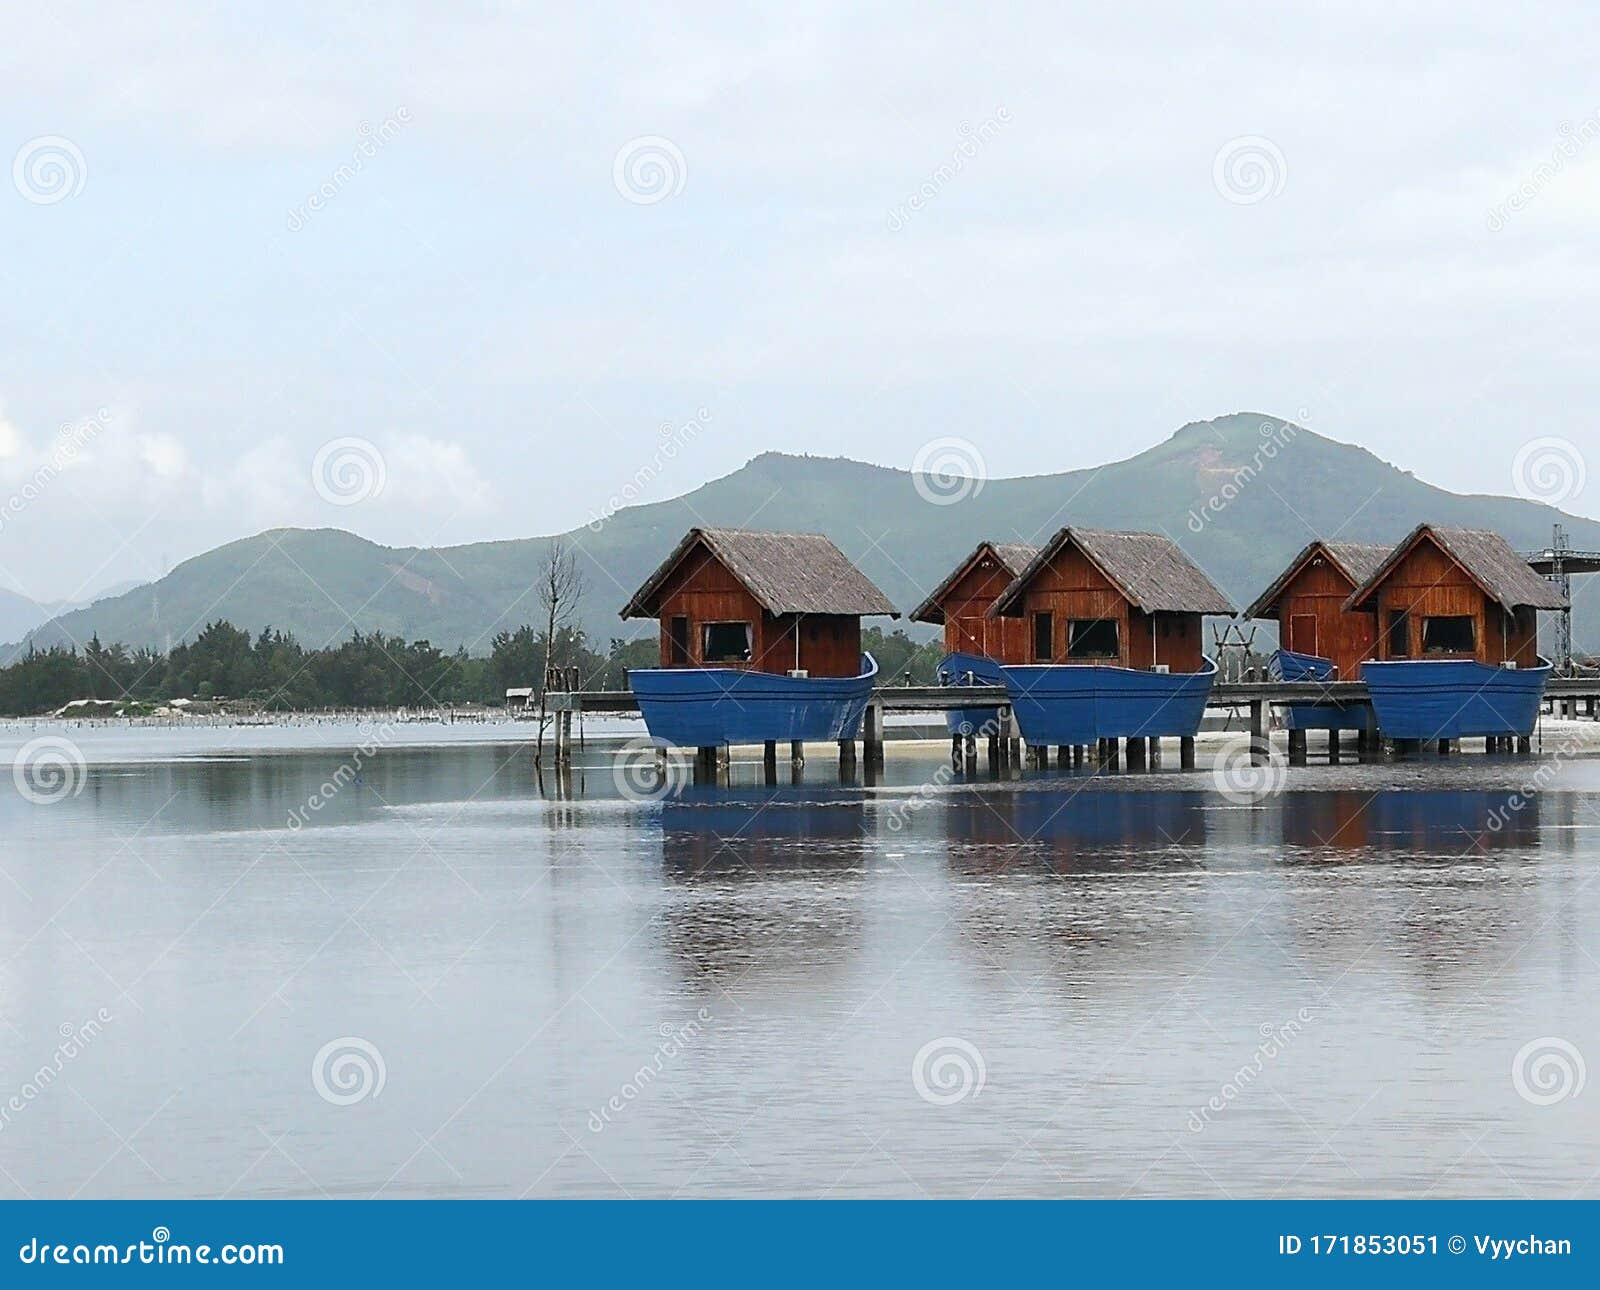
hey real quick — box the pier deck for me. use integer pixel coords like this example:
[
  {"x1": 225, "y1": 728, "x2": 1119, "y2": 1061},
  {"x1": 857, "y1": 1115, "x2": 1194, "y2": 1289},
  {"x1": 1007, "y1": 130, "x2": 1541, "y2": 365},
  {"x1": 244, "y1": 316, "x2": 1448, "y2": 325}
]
[{"x1": 541, "y1": 677, "x2": 1600, "y2": 770}]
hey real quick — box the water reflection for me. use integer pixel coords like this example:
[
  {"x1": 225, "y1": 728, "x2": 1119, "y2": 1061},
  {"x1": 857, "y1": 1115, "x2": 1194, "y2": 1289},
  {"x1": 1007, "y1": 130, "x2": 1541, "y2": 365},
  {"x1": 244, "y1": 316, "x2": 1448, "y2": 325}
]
[{"x1": 654, "y1": 788, "x2": 868, "y2": 985}]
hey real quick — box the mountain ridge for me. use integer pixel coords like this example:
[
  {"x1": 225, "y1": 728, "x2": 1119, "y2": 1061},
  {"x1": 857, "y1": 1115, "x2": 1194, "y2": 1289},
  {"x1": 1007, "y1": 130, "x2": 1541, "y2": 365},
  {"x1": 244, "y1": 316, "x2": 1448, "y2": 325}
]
[{"x1": 10, "y1": 413, "x2": 1593, "y2": 657}]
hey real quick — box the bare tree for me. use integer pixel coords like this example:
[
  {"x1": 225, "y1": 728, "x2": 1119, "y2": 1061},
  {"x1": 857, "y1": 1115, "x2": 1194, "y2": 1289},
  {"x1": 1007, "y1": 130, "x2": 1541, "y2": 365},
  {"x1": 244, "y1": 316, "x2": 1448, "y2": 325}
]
[{"x1": 533, "y1": 538, "x2": 584, "y2": 769}]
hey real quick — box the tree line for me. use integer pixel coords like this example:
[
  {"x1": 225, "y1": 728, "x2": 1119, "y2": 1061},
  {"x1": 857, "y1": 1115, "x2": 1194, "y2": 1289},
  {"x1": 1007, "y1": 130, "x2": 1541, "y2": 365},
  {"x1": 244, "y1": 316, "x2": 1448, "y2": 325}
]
[{"x1": 0, "y1": 621, "x2": 937, "y2": 716}]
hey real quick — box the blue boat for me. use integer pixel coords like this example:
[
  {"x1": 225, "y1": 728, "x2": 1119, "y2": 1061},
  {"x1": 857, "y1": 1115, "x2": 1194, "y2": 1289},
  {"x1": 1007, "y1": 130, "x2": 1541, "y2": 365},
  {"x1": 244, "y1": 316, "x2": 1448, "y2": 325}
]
[
  {"x1": 998, "y1": 656, "x2": 1218, "y2": 746},
  {"x1": 1269, "y1": 648, "x2": 1371, "y2": 731},
  {"x1": 936, "y1": 650, "x2": 1007, "y2": 736},
  {"x1": 629, "y1": 653, "x2": 879, "y2": 747},
  {"x1": 1360, "y1": 656, "x2": 1551, "y2": 741}
]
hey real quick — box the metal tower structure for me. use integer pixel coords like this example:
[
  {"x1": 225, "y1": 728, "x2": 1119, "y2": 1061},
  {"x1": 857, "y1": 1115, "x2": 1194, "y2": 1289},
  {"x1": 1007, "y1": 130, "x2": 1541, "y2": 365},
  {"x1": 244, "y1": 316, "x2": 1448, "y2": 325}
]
[{"x1": 1547, "y1": 523, "x2": 1573, "y2": 675}]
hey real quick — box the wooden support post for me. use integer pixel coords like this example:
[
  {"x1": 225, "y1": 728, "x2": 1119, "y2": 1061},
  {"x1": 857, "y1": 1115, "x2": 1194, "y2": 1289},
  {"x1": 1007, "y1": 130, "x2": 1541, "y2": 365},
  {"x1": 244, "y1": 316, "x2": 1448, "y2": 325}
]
[
  {"x1": 763, "y1": 740, "x2": 778, "y2": 783},
  {"x1": 1249, "y1": 699, "x2": 1268, "y2": 764},
  {"x1": 964, "y1": 733, "x2": 978, "y2": 768},
  {"x1": 1437, "y1": 738, "x2": 1452, "y2": 757},
  {"x1": 1056, "y1": 745, "x2": 1069, "y2": 769},
  {"x1": 1360, "y1": 707, "x2": 1381, "y2": 763},
  {"x1": 791, "y1": 740, "x2": 805, "y2": 765},
  {"x1": 863, "y1": 703, "x2": 884, "y2": 767},
  {"x1": 694, "y1": 745, "x2": 717, "y2": 781},
  {"x1": 1106, "y1": 738, "x2": 1120, "y2": 770},
  {"x1": 1287, "y1": 728, "x2": 1307, "y2": 766},
  {"x1": 1179, "y1": 736, "x2": 1196, "y2": 770},
  {"x1": 838, "y1": 737, "x2": 857, "y2": 771},
  {"x1": 1125, "y1": 737, "x2": 1146, "y2": 769},
  {"x1": 1517, "y1": 734, "x2": 1532, "y2": 754},
  {"x1": 1148, "y1": 736, "x2": 1161, "y2": 769},
  {"x1": 1327, "y1": 729, "x2": 1341, "y2": 765},
  {"x1": 951, "y1": 734, "x2": 963, "y2": 769}
]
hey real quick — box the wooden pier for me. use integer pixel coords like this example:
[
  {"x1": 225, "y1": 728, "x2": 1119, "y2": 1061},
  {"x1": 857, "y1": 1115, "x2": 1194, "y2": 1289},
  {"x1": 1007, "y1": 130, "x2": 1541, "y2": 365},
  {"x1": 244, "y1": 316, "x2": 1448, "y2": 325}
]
[{"x1": 547, "y1": 677, "x2": 1600, "y2": 770}]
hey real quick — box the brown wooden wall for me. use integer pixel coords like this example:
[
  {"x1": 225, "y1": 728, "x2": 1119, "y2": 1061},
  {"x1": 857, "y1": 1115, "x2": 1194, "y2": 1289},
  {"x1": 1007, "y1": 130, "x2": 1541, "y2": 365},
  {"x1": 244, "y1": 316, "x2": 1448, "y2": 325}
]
[
  {"x1": 1366, "y1": 537, "x2": 1538, "y2": 666},
  {"x1": 937, "y1": 557, "x2": 1030, "y2": 661},
  {"x1": 1007, "y1": 544, "x2": 1204, "y2": 671},
  {"x1": 647, "y1": 545, "x2": 864, "y2": 677},
  {"x1": 1271, "y1": 555, "x2": 1376, "y2": 679}
]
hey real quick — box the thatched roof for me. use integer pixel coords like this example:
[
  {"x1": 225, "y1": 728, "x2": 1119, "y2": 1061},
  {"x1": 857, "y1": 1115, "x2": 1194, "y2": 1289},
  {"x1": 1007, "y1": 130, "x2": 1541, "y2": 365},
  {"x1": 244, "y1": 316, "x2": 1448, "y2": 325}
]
[
  {"x1": 1241, "y1": 540, "x2": 1392, "y2": 620},
  {"x1": 619, "y1": 527, "x2": 899, "y2": 619},
  {"x1": 988, "y1": 527, "x2": 1235, "y2": 617},
  {"x1": 909, "y1": 541, "x2": 1039, "y2": 624},
  {"x1": 1343, "y1": 524, "x2": 1567, "y2": 613}
]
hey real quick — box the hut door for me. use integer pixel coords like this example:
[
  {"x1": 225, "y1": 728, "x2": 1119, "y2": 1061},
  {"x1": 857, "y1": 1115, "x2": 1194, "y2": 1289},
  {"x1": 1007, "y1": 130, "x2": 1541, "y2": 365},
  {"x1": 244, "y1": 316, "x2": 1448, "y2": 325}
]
[
  {"x1": 668, "y1": 615, "x2": 690, "y2": 665},
  {"x1": 1288, "y1": 614, "x2": 1317, "y2": 656},
  {"x1": 1386, "y1": 610, "x2": 1410, "y2": 659}
]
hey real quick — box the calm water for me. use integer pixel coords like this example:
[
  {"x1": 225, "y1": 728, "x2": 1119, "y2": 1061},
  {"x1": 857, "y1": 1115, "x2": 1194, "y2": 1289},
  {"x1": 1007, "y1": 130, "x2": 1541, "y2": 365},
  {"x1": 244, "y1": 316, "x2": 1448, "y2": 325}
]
[{"x1": 2, "y1": 719, "x2": 1598, "y2": 1198}]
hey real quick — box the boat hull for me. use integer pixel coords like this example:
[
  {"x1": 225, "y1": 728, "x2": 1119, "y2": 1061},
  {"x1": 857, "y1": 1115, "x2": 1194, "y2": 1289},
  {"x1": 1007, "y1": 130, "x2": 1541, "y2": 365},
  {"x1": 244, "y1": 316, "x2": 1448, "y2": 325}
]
[
  {"x1": 629, "y1": 654, "x2": 879, "y2": 747},
  {"x1": 936, "y1": 650, "x2": 1007, "y2": 736},
  {"x1": 1270, "y1": 648, "x2": 1372, "y2": 731},
  {"x1": 998, "y1": 657, "x2": 1218, "y2": 746},
  {"x1": 1361, "y1": 657, "x2": 1551, "y2": 740}
]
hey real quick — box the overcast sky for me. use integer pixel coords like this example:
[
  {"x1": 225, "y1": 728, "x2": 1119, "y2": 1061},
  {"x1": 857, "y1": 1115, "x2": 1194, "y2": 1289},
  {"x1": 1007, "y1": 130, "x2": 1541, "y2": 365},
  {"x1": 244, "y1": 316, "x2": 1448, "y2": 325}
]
[{"x1": 3, "y1": 3, "x2": 1597, "y2": 604}]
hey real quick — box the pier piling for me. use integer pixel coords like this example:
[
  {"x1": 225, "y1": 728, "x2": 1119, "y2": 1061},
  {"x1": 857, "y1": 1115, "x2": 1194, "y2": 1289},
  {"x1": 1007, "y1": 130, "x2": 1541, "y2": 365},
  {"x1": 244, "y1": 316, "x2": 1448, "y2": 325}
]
[
  {"x1": 1249, "y1": 699, "x2": 1269, "y2": 765},
  {"x1": 863, "y1": 703, "x2": 884, "y2": 767},
  {"x1": 1180, "y1": 736, "x2": 1196, "y2": 770}
]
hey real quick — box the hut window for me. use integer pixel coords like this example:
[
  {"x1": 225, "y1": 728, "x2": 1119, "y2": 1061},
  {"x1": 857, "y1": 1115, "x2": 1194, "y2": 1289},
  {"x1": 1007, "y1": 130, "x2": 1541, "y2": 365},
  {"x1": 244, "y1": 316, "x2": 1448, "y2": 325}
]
[
  {"x1": 702, "y1": 621, "x2": 753, "y2": 663},
  {"x1": 1068, "y1": 619, "x2": 1119, "y2": 659},
  {"x1": 1032, "y1": 611, "x2": 1054, "y2": 661},
  {"x1": 1422, "y1": 615, "x2": 1475, "y2": 654}
]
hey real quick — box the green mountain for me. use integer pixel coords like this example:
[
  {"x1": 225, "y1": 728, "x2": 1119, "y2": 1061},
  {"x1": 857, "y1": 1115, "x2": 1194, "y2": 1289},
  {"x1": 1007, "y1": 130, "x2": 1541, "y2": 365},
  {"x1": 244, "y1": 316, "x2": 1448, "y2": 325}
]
[{"x1": 12, "y1": 413, "x2": 1596, "y2": 657}]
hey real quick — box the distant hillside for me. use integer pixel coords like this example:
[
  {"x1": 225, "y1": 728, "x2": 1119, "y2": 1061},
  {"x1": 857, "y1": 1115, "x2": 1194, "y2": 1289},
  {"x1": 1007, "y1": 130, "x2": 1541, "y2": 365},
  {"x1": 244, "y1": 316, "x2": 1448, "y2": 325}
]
[
  {"x1": 12, "y1": 413, "x2": 1596, "y2": 657},
  {"x1": 0, "y1": 581, "x2": 146, "y2": 647}
]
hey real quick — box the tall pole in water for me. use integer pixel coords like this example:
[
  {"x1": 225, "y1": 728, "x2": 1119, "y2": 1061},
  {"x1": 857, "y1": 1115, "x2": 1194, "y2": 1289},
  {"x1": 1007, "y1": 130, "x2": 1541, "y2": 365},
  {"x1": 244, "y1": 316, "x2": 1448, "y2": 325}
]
[{"x1": 1549, "y1": 523, "x2": 1573, "y2": 675}]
